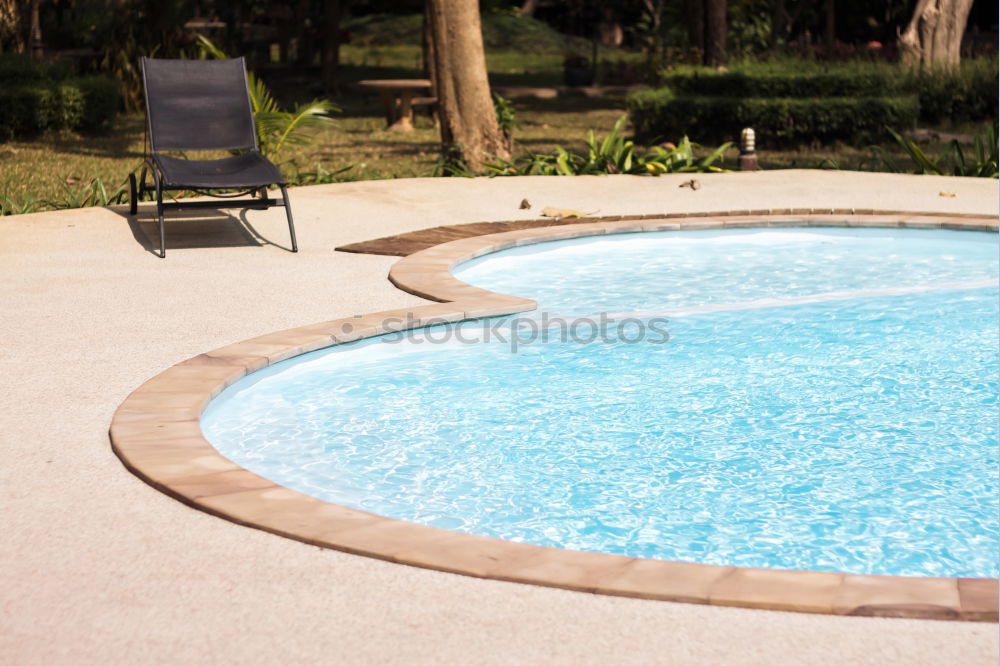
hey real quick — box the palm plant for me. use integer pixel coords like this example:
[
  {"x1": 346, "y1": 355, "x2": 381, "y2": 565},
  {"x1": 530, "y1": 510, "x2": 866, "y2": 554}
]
[
  {"x1": 879, "y1": 126, "x2": 998, "y2": 178},
  {"x1": 195, "y1": 35, "x2": 338, "y2": 163},
  {"x1": 481, "y1": 116, "x2": 733, "y2": 177},
  {"x1": 645, "y1": 135, "x2": 734, "y2": 174}
]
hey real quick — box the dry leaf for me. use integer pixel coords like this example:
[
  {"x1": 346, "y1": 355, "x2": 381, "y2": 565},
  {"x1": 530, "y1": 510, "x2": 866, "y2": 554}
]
[
  {"x1": 541, "y1": 206, "x2": 595, "y2": 219},
  {"x1": 678, "y1": 179, "x2": 700, "y2": 190},
  {"x1": 519, "y1": 198, "x2": 531, "y2": 209},
  {"x1": 938, "y1": 191, "x2": 956, "y2": 198}
]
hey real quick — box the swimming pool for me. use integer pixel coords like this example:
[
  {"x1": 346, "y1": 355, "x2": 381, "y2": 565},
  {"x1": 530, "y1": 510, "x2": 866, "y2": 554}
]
[{"x1": 202, "y1": 228, "x2": 999, "y2": 578}]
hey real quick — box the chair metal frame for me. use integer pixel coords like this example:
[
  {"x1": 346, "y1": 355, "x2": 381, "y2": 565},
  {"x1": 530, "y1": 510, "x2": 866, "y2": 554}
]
[{"x1": 128, "y1": 57, "x2": 298, "y2": 258}]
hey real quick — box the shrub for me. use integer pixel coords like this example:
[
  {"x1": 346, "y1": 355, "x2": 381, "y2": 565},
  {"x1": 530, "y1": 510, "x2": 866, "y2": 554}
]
[
  {"x1": 52, "y1": 85, "x2": 85, "y2": 128},
  {"x1": 0, "y1": 78, "x2": 118, "y2": 140},
  {"x1": 658, "y1": 58, "x2": 998, "y2": 125},
  {"x1": 662, "y1": 67, "x2": 903, "y2": 98},
  {"x1": 627, "y1": 89, "x2": 919, "y2": 147},
  {"x1": 0, "y1": 87, "x2": 57, "y2": 138},
  {"x1": 0, "y1": 53, "x2": 72, "y2": 85},
  {"x1": 475, "y1": 116, "x2": 733, "y2": 177},
  {"x1": 76, "y1": 76, "x2": 121, "y2": 130},
  {"x1": 905, "y1": 59, "x2": 998, "y2": 124},
  {"x1": 0, "y1": 53, "x2": 118, "y2": 139}
]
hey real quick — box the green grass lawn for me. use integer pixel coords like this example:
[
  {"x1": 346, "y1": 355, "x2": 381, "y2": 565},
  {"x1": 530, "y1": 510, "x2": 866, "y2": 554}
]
[
  {"x1": 0, "y1": 63, "x2": 992, "y2": 215},
  {"x1": 0, "y1": 93, "x2": 641, "y2": 213}
]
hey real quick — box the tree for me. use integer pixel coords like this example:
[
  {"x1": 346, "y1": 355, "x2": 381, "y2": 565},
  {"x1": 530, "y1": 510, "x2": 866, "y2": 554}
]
[
  {"x1": 685, "y1": 0, "x2": 727, "y2": 66},
  {"x1": 705, "y1": 0, "x2": 726, "y2": 67},
  {"x1": 28, "y1": 0, "x2": 41, "y2": 58},
  {"x1": 769, "y1": 0, "x2": 787, "y2": 49},
  {"x1": 823, "y1": 0, "x2": 835, "y2": 50},
  {"x1": 684, "y1": 0, "x2": 703, "y2": 56},
  {"x1": 899, "y1": 0, "x2": 975, "y2": 68},
  {"x1": 321, "y1": 0, "x2": 349, "y2": 93},
  {"x1": 0, "y1": 0, "x2": 23, "y2": 53},
  {"x1": 425, "y1": 0, "x2": 510, "y2": 172}
]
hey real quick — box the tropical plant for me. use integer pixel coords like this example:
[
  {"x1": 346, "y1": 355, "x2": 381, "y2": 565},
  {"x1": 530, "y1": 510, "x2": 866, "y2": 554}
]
[
  {"x1": 877, "y1": 125, "x2": 998, "y2": 178},
  {"x1": 44, "y1": 176, "x2": 129, "y2": 209},
  {"x1": 195, "y1": 34, "x2": 339, "y2": 163},
  {"x1": 645, "y1": 135, "x2": 734, "y2": 174},
  {"x1": 93, "y1": 1, "x2": 192, "y2": 113},
  {"x1": 493, "y1": 92, "x2": 518, "y2": 139},
  {"x1": 480, "y1": 116, "x2": 733, "y2": 177}
]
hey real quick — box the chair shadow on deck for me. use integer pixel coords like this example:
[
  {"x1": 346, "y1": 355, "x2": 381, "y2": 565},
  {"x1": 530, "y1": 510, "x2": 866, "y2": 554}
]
[{"x1": 115, "y1": 204, "x2": 295, "y2": 256}]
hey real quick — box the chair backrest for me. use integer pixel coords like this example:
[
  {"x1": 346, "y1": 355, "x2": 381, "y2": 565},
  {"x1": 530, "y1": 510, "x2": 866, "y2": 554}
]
[{"x1": 141, "y1": 57, "x2": 258, "y2": 153}]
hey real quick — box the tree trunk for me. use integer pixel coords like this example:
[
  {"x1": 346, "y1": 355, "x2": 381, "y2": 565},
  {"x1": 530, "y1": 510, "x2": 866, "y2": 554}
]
[
  {"x1": 704, "y1": 0, "x2": 726, "y2": 67},
  {"x1": 427, "y1": 0, "x2": 510, "y2": 172},
  {"x1": 321, "y1": 0, "x2": 346, "y2": 93},
  {"x1": 684, "y1": 0, "x2": 704, "y2": 59},
  {"x1": 899, "y1": 0, "x2": 974, "y2": 68},
  {"x1": 770, "y1": 0, "x2": 787, "y2": 50},
  {"x1": 422, "y1": 0, "x2": 436, "y2": 83},
  {"x1": 28, "y1": 0, "x2": 41, "y2": 59},
  {"x1": 295, "y1": 0, "x2": 310, "y2": 65},
  {"x1": 518, "y1": 0, "x2": 537, "y2": 18},
  {"x1": 642, "y1": 0, "x2": 663, "y2": 36},
  {"x1": 823, "y1": 0, "x2": 835, "y2": 50},
  {"x1": 0, "y1": 0, "x2": 21, "y2": 53}
]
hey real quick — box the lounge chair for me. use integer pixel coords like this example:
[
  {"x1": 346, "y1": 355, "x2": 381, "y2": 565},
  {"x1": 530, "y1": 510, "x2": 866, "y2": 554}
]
[{"x1": 129, "y1": 56, "x2": 297, "y2": 258}]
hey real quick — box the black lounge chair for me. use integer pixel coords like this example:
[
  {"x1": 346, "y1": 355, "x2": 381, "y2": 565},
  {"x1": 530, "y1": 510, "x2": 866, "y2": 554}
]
[{"x1": 129, "y1": 56, "x2": 297, "y2": 258}]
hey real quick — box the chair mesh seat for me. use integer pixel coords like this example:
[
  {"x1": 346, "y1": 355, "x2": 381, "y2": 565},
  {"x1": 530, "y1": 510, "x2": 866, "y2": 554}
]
[{"x1": 154, "y1": 151, "x2": 282, "y2": 189}]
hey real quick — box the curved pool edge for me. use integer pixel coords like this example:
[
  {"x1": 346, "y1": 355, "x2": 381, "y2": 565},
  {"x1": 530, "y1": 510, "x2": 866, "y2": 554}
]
[{"x1": 110, "y1": 211, "x2": 1000, "y2": 622}]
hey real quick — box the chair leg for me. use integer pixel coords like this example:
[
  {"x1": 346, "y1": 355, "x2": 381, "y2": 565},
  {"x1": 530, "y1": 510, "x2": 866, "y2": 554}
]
[
  {"x1": 279, "y1": 184, "x2": 298, "y2": 253},
  {"x1": 154, "y1": 171, "x2": 166, "y2": 258},
  {"x1": 128, "y1": 173, "x2": 138, "y2": 215}
]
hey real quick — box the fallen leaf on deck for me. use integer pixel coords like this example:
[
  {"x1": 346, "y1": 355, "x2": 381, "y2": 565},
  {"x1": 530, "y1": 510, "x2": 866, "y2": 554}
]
[
  {"x1": 938, "y1": 191, "x2": 956, "y2": 198},
  {"x1": 519, "y1": 198, "x2": 531, "y2": 209},
  {"x1": 541, "y1": 206, "x2": 595, "y2": 219}
]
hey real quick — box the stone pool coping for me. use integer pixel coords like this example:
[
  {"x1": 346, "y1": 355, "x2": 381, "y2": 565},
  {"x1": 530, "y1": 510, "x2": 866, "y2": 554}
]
[{"x1": 111, "y1": 211, "x2": 999, "y2": 622}]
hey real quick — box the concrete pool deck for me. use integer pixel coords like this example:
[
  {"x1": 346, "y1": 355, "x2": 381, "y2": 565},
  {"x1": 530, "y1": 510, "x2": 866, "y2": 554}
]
[{"x1": 2, "y1": 171, "x2": 998, "y2": 664}]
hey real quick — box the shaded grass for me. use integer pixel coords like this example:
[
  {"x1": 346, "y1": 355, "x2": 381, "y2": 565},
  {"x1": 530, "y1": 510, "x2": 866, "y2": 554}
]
[
  {"x1": 0, "y1": 91, "x2": 989, "y2": 215},
  {"x1": 0, "y1": 96, "x2": 630, "y2": 211},
  {"x1": 339, "y1": 45, "x2": 568, "y2": 87},
  {"x1": 338, "y1": 44, "x2": 643, "y2": 88}
]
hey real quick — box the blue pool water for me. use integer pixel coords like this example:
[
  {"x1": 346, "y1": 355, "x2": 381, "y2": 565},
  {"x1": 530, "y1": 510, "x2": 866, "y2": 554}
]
[{"x1": 203, "y1": 228, "x2": 999, "y2": 577}]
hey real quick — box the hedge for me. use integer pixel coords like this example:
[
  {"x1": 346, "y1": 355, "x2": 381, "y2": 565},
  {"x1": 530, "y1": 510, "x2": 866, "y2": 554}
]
[
  {"x1": 0, "y1": 53, "x2": 72, "y2": 86},
  {"x1": 658, "y1": 58, "x2": 998, "y2": 125},
  {"x1": 0, "y1": 54, "x2": 118, "y2": 139},
  {"x1": 75, "y1": 76, "x2": 121, "y2": 130},
  {"x1": 662, "y1": 68, "x2": 903, "y2": 98},
  {"x1": 906, "y1": 60, "x2": 998, "y2": 124},
  {"x1": 627, "y1": 90, "x2": 920, "y2": 147},
  {"x1": 0, "y1": 78, "x2": 119, "y2": 139}
]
